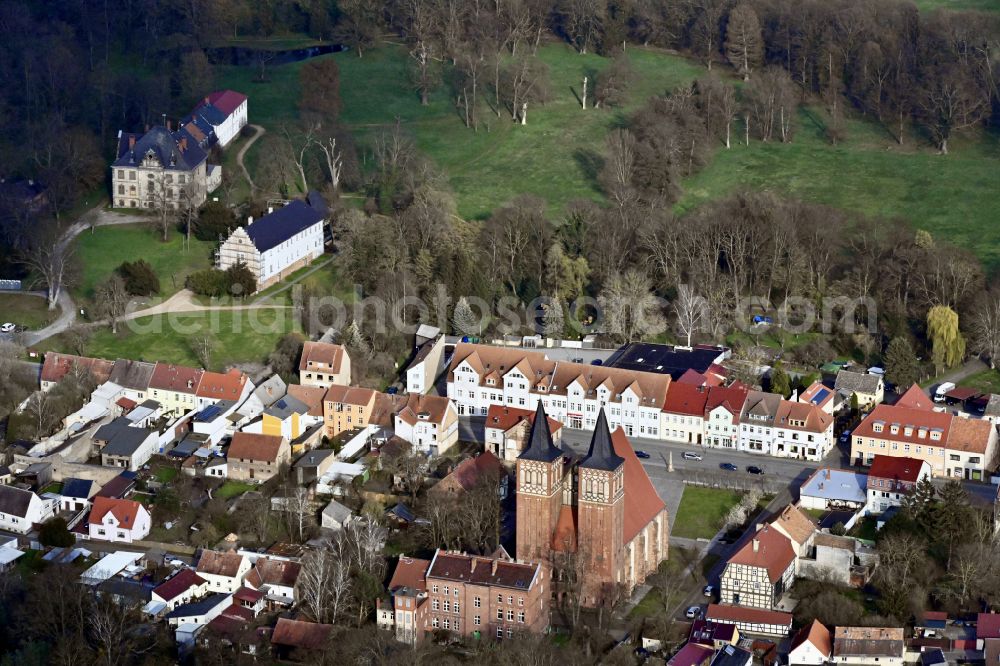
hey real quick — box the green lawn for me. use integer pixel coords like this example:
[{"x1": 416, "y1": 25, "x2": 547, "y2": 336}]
[
  {"x1": 219, "y1": 43, "x2": 704, "y2": 219},
  {"x1": 959, "y1": 369, "x2": 1000, "y2": 394},
  {"x1": 679, "y1": 107, "x2": 1000, "y2": 270},
  {"x1": 152, "y1": 466, "x2": 179, "y2": 483},
  {"x1": 672, "y1": 486, "x2": 744, "y2": 540},
  {"x1": 44, "y1": 308, "x2": 295, "y2": 370},
  {"x1": 216, "y1": 481, "x2": 255, "y2": 499},
  {"x1": 914, "y1": 0, "x2": 1000, "y2": 10},
  {"x1": 73, "y1": 223, "x2": 216, "y2": 300},
  {"x1": 0, "y1": 293, "x2": 61, "y2": 330}
]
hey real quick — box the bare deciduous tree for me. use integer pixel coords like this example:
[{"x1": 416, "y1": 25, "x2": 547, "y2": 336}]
[
  {"x1": 94, "y1": 274, "x2": 130, "y2": 334},
  {"x1": 674, "y1": 284, "x2": 707, "y2": 347},
  {"x1": 20, "y1": 226, "x2": 74, "y2": 310}
]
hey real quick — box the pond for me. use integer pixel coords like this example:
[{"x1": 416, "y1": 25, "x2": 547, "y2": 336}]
[{"x1": 206, "y1": 43, "x2": 347, "y2": 67}]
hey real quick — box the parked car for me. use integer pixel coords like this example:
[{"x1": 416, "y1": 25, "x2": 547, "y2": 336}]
[
  {"x1": 0, "y1": 323, "x2": 14, "y2": 333},
  {"x1": 719, "y1": 462, "x2": 738, "y2": 471},
  {"x1": 682, "y1": 451, "x2": 703, "y2": 461},
  {"x1": 703, "y1": 585, "x2": 714, "y2": 597},
  {"x1": 635, "y1": 450, "x2": 651, "y2": 459},
  {"x1": 839, "y1": 430, "x2": 852, "y2": 444},
  {"x1": 746, "y1": 465, "x2": 765, "y2": 475},
  {"x1": 685, "y1": 606, "x2": 702, "y2": 619}
]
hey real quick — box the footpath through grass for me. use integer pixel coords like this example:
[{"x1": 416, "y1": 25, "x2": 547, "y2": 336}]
[{"x1": 672, "y1": 485, "x2": 744, "y2": 540}]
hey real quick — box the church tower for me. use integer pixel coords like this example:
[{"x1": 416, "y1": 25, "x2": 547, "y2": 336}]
[
  {"x1": 576, "y1": 409, "x2": 625, "y2": 605},
  {"x1": 515, "y1": 402, "x2": 564, "y2": 564}
]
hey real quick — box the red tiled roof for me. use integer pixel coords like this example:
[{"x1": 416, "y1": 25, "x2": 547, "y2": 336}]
[
  {"x1": 394, "y1": 392, "x2": 453, "y2": 426},
  {"x1": 196, "y1": 368, "x2": 247, "y2": 399},
  {"x1": 978, "y1": 613, "x2": 1000, "y2": 639},
  {"x1": 706, "y1": 604, "x2": 794, "y2": 627},
  {"x1": 667, "y1": 642, "x2": 714, "y2": 666},
  {"x1": 299, "y1": 341, "x2": 346, "y2": 374},
  {"x1": 611, "y1": 428, "x2": 667, "y2": 544},
  {"x1": 234, "y1": 586, "x2": 264, "y2": 604},
  {"x1": 270, "y1": 618, "x2": 334, "y2": 650},
  {"x1": 228, "y1": 432, "x2": 286, "y2": 463},
  {"x1": 664, "y1": 382, "x2": 710, "y2": 416},
  {"x1": 244, "y1": 558, "x2": 301, "y2": 589},
  {"x1": 116, "y1": 397, "x2": 138, "y2": 410},
  {"x1": 437, "y1": 451, "x2": 505, "y2": 494},
  {"x1": 323, "y1": 384, "x2": 377, "y2": 407},
  {"x1": 895, "y1": 384, "x2": 933, "y2": 410},
  {"x1": 677, "y1": 368, "x2": 708, "y2": 387},
  {"x1": 149, "y1": 363, "x2": 204, "y2": 394},
  {"x1": 853, "y1": 403, "x2": 951, "y2": 446},
  {"x1": 40, "y1": 353, "x2": 114, "y2": 385},
  {"x1": 726, "y1": 525, "x2": 796, "y2": 583},
  {"x1": 705, "y1": 385, "x2": 749, "y2": 419},
  {"x1": 206, "y1": 90, "x2": 247, "y2": 116},
  {"x1": 153, "y1": 569, "x2": 207, "y2": 602},
  {"x1": 88, "y1": 496, "x2": 144, "y2": 529},
  {"x1": 389, "y1": 556, "x2": 430, "y2": 592},
  {"x1": 791, "y1": 619, "x2": 832, "y2": 657},
  {"x1": 946, "y1": 417, "x2": 994, "y2": 454},
  {"x1": 868, "y1": 455, "x2": 927, "y2": 483},
  {"x1": 485, "y1": 404, "x2": 562, "y2": 435},
  {"x1": 286, "y1": 384, "x2": 326, "y2": 417},
  {"x1": 427, "y1": 550, "x2": 541, "y2": 589},
  {"x1": 197, "y1": 550, "x2": 247, "y2": 578}
]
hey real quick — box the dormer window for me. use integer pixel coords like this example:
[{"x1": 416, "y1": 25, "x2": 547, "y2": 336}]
[
  {"x1": 873, "y1": 422, "x2": 883, "y2": 433},
  {"x1": 903, "y1": 427, "x2": 913, "y2": 437},
  {"x1": 889, "y1": 425, "x2": 899, "y2": 435}
]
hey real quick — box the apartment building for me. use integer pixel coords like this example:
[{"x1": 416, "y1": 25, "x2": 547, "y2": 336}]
[
  {"x1": 322, "y1": 385, "x2": 379, "y2": 438},
  {"x1": 298, "y1": 341, "x2": 351, "y2": 388}
]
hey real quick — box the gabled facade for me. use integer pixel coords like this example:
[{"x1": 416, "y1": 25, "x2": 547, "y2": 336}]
[
  {"x1": 484, "y1": 405, "x2": 563, "y2": 463},
  {"x1": 0, "y1": 485, "x2": 56, "y2": 534},
  {"x1": 196, "y1": 550, "x2": 252, "y2": 593},
  {"x1": 866, "y1": 455, "x2": 931, "y2": 514},
  {"x1": 322, "y1": 384, "x2": 378, "y2": 438},
  {"x1": 662, "y1": 383, "x2": 709, "y2": 445},
  {"x1": 112, "y1": 126, "x2": 210, "y2": 210},
  {"x1": 87, "y1": 497, "x2": 151, "y2": 543},
  {"x1": 789, "y1": 619, "x2": 832, "y2": 666},
  {"x1": 393, "y1": 393, "x2": 459, "y2": 456},
  {"x1": 719, "y1": 525, "x2": 795, "y2": 610},
  {"x1": 148, "y1": 363, "x2": 204, "y2": 417},
  {"x1": 226, "y1": 432, "x2": 291, "y2": 483},
  {"x1": 703, "y1": 385, "x2": 749, "y2": 449},
  {"x1": 299, "y1": 341, "x2": 351, "y2": 388}
]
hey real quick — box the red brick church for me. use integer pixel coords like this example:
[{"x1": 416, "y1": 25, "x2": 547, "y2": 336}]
[{"x1": 515, "y1": 402, "x2": 670, "y2": 607}]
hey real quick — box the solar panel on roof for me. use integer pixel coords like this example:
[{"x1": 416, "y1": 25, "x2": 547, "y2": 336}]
[{"x1": 810, "y1": 388, "x2": 831, "y2": 404}]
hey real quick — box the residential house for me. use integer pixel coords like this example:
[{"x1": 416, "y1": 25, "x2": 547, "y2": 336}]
[
  {"x1": 299, "y1": 342, "x2": 351, "y2": 388},
  {"x1": 148, "y1": 363, "x2": 204, "y2": 417},
  {"x1": 185, "y1": 90, "x2": 248, "y2": 148},
  {"x1": 424, "y1": 549, "x2": 550, "y2": 640},
  {"x1": 94, "y1": 417, "x2": 158, "y2": 471},
  {"x1": 320, "y1": 499, "x2": 353, "y2": 531},
  {"x1": 689, "y1": 619, "x2": 741, "y2": 650},
  {"x1": 667, "y1": 642, "x2": 714, "y2": 666},
  {"x1": 40, "y1": 353, "x2": 114, "y2": 392},
  {"x1": 215, "y1": 194, "x2": 326, "y2": 291},
  {"x1": 429, "y1": 451, "x2": 509, "y2": 500},
  {"x1": 59, "y1": 477, "x2": 99, "y2": 513},
  {"x1": 771, "y1": 400, "x2": 835, "y2": 461},
  {"x1": 393, "y1": 393, "x2": 459, "y2": 455},
  {"x1": 322, "y1": 384, "x2": 379, "y2": 438},
  {"x1": 165, "y1": 593, "x2": 232, "y2": 627},
  {"x1": 237, "y1": 374, "x2": 287, "y2": 422},
  {"x1": 832, "y1": 627, "x2": 904, "y2": 666},
  {"x1": 852, "y1": 384, "x2": 999, "y2": 479},
  {"x1": 704, "y1": 604, "x2": 793, "y2": 638},
  {"x1": 738, "y1": 391, "x2": 783, "y2": 456},
  {"x1": 798, "y1": 468, "x2": 869, "y2": 511},
  {"x1": 243, "y1": 393, "x2": 316, "y2": 442},
  {"x1": 789, "y1": 620, "x2": 833, "y2": 666},
  {"x1": 152, "y1": 569, "x2": 210, "y2": 611},
  {"x1": 768, "y1": 505, "x2": 817, "y2": 560},
  {"x1": 226, "y1": 432, "x2": 291, "y2": 483},
  {"x1": 447, "y1": 343, "x2": 671, "y2": 438},
  {"x1": 243, "y1": 557, "x2": 300, "y2": 607},
  {"x1": 711, "y1": 644, "x2": 753, "y2": 666},
  {"x1": 112, "y1": 126, "x2": 211, "y2": 210},
  {"x1": 866, "y1": 455, "x2": 931, "y2": 514},
  {"x1": 87, "y1": 497, "x2": 151, "y2": 543},
  {"x1": 405, "y1": 334, "x2": 446, "y2": 394},
  {"x1": 0, "y1": 537, "x2": 24, "y2": 571},
  {"x1": 662, "y1": 382, "x2": 710, "y2": 445},
  {"x1": 484, "y1": 404, "x2": 563, "y2": 462},
  {"x1": 799, "y1": 533, "x2": 876, "y2": 587},
  {"x1": 835, "y1": 370, "x2": 885, "y2": 409},
  {"x1": 798, "y1": 382, "x2": 837, "y2": 415},
  {"x1": 196, "y1": 550, "x2": 252, "y2": 593},
  {"x1": 720, "y1": 525, "x2": 796, "y2": 609},
  {"x1": 270, "y1": 618, "x2": 335, "y2": 658},
  {"x1": 107, "y1": 359, "x2": 157, "y2": 402},
  {"x1": 383, "y1": 555, "x2": 431, "y2": 646},
  {"x1": 196, "y1": 369, "x2": 253, "y2": 411},
  {"x1": 978, "y1": 613, "x2": 1000, "y2": 666},
  {"x1": 0, "y1": 485, "x2": 56, "y2": 534},
  {"x1": 704, "y1": 384, "x2": 750, "y2": 450}
]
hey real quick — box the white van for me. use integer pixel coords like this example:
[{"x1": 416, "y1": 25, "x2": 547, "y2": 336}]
[{"x1": 934, "y1": 382, "x2": 956, "y2": 403}]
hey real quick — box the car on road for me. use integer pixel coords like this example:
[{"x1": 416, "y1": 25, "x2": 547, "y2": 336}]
[
  {"x1": 703, "y1": 585, "x2": 714, "y2": 597},
  {"x1": 685, "y1": 606, "x2": 702, "y2": 619},
  {"x1": 635, "y1": 450, "x2": 651, "y2": 459},
  {"x1": 683, "y1": 451, "x2": 703, "y2": 461},
  {"x1": 839, "y1": 429, "x2": 852, "y2": 444},
  {"x1": 746, "y1": 465, "x2": 765, "y2": 475},
  {"x1": 719, "y1": 462, "x2": 738, "y2": 471},
  {"x1": 0, "y1": 323, "x2": 14, "y2": 333}
]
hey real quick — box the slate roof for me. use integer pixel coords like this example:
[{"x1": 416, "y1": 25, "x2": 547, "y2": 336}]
[
  {"x1": 293, "y1": 448, "x2": 336, "y2": 469},
  {"x1": 95, "y1": 417, "x2": 154, "y2": 457},
  {"x1": 253, "y1": 375, "x2": 287, "y2": 407},
  {"x1": 710, "y1": 644, "x2": 753, "y2": 666},
  {"x1": 61, "y1": 477, "x2": 97, "y2": 500},
  {"x1": 114, "y1": 126, "x2": 207, "y2": 171},
  {"x1": 322, "y1": 499, "x2": 353, "y2": 526},
  {"x1": 264, "y1": 394, "x2": 310, "y2": 420},
  {"x1": 580, "y1": 409, "x2": 625, "y2": 471},
  {"x1": 0, "y1": 485, "x2": 34, "y2": 519},
  {"x1": 834, "y1": 370, "x2": 882, "y2": 395},
  {"x1": 164, "y1": 593, "x2": 230, "y2": 620},
  {"x1": 245, "y1": 198, "x2": 325, "y2": 253},
  {"x1": 518, "y1": 402, "x2": 563, "y2": 463}
]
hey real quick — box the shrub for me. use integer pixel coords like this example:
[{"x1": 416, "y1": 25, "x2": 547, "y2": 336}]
[
  {"x1": 186, "y1": 268, "x2": 229, "y2": 297},
  {"x1": 196, "y1": 201, "x2": 236, "y2": 241},
  {"x1": 225, "y1": 261, "x2": 256, "y2": 296},
  {"x1": 117, "y1": 259, "x2": 160, "y2": 295},
  {"x1": 38, "y1": 517, "x2": 74, "y2": 547}
]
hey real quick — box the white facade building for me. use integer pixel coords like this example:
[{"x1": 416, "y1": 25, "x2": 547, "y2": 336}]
[{"x1": 0, "y1": 486, "x2": 56, "y2": 534}]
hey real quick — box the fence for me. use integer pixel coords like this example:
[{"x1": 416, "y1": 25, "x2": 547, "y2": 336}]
[{"x1": 0, "y1": 279, "x2": 21, "y2": 291}]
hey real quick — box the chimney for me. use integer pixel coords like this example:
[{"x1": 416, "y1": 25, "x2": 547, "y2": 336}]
[
  {"x1": 267, "y1": 206, "x2": 274, "y2": 214},
  {"x1": 752, "y1": 538, "x2": 760, "y2": 553},
  {"x1": 471, "y1": 559, "x2": 477, "y2": 573},
  {"x1": 247, "y1": 215, "x2": 253, "y2": 225},
  {"x1": 492, "y1": 559, "x2": 498, "y2": 575},
  {"x1": 826, "y1": 469, "x2": 832, "y2": 480}
]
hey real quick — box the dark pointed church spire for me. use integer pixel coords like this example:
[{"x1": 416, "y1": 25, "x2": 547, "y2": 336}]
[
  {"x1": 517, "y1": 401, "x2": 562, "y2": 462},
  {"x1": 580, "y1": 408, "x2": 625, "y2": 471}
]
